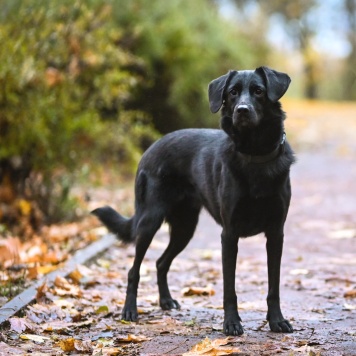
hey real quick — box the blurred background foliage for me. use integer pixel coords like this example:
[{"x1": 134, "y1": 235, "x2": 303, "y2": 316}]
[{"x1": 0, "y1": 0, "x2": 355, "y2": 231}]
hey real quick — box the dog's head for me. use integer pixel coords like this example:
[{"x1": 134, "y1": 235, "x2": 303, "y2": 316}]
[{"x1": 208, "y1": 67, "x2": 291, "y2": 134}]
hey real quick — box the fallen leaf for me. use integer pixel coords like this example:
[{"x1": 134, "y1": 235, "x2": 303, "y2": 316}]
[
  {"x1": 119, "y1": 319, "x2": 131, "y2": 325},
  {"x1": 59, "y1": 337, "x2": 75, "y2": 351},
  {"x1": 183, "y1": 337, "x2": 240, "y2": 355},
  {"x1": 294, "y1": 344, "x2": 321, "y2": 355},
  {"x1": 343, "y1": 303, "x2": 356, "y2": 310},
  {"x1": 93, "y1": 346, "x2": 121, "y2": 355},
  {"x1": 54, "y1": 276, "x2": 72, "y2": 290},
  {"x1": 9, "y1": 317, "x2": 33, "y2": 333},
  {"x1": 147, "y1": 317, "x2": 181, "y2": 325},
  {"x1": 182, "y1": 285, "x2": 215, "y2": 297},
  {"x1": 0, "y1": 237, "x2": 21, "y2": 267},
  {"x1": 116, "y1": 334, "x2": 151, "y2": 343},
  {"x1": 41, "y1": 319, "x2": 93, "y2": 332},
  {"x1": 329, "y1": 229, "x2": 356, "y2": 239},
  {"x1": 185, "y1": 319, "x2": 196, "y2": 326},
  {"x1": 289, "y1": 269, "x2": 309, "y2": 275},
  {"x1": 36, "y1": 281, "x2": 48, "y2": 302},
  {"x1": 20, "y1": 333, "x2": 50, "y2": 344},
  {"x1": 17, "y1": 199, "x2": 32, "y2": 216},
  {"x1": 74, "y1": 339, "x2": 93, "y2": 352},
  {"x1": 95, "y1": 305, "x2": 109, "y2": 314},
  {"x1": 53, "y1": 276, "x2": 82, "y2": 297},
  {"x1": 325, "y1": 277, "x2": 355, "y2": 285},
  {"x1": 92, "y1": 331, "x2": 114, "y2": 341},
  {"x1": 69, "y1": 268, "x2": 84, "y2": 283},
  {"x1": 344, "y1": 289, "x2": 356, "y2": 298}
]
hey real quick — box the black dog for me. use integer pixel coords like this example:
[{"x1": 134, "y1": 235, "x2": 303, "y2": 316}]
[{"x1": 92, "y1": 66, "x2": 295, "y2": 336}]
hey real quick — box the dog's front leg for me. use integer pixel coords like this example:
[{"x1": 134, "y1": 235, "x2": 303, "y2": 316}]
[
  {"x1": 265, "y1": 231, "x2": 293, "y2": 333},
  {"x1": 221, "y1": 230, "x2": 244, "y2": 336}
]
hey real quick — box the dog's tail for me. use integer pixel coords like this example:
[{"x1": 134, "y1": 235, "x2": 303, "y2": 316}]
[{"x1": 91, "y1": 206, "x2": 134, "y2": 244}]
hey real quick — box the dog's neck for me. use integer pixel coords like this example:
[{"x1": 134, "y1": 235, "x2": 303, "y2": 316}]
[{"x1": 221, "y1": 115, "x2": 286, "y2": 161}]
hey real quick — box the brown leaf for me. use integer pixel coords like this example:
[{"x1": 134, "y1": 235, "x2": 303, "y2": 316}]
[
  {"x1": 53, "y1": 276, "x2": 82, "y2": 297},
  {"x1": 36, "y1": 281, "x2": 48, "y2": 302},
  {"x1": 54, "y1": 276, "x2": 71, "y2": 290},
  {"x1": 182, "y1": 285, "x2": 215, "y2": 297},
  {"x1": 344, "y1": 289, "x2": 356, "y2": 298},
  {"x1": 69, "y1": 269, "x2": 83, "y2": 283}
]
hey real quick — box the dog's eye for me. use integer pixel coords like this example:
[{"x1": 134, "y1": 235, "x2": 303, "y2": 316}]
[
  {"x1": 255, "y1": 88, "x2": 263, "y2": 96},
  {"x1": 229, "y1": 88, "x2": 237, "y2": 96}
]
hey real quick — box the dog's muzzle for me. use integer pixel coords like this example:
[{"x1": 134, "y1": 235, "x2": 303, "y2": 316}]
[{"x1": 233, "y1": 104, "x2": 257, "y2": 127}]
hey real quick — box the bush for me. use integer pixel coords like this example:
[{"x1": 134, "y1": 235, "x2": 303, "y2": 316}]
[
  {"x1": 0, "y1": 0, "x2": 267, "y2": 230},
  {"x1": 0, "y1": 0, "x2": 157, "y2": 225}
]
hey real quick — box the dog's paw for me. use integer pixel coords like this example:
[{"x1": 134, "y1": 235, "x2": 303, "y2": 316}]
[
  {"x1": 121, "y1": 307, "x2": 138, "y2": 322},
  {"x1": 269, "y1": 319, "x2": 293, "y2": 333},
  {"x1": 223, "y1": 315, "x2": 244, "y2": 336},
  {"x1": 160, "y1": 298, "x2": 181, "y2": 310}
]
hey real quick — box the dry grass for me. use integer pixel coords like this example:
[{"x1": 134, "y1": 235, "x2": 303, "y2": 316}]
[{"x1": 282, "y1": 98, "x2": 356, "y2": 155}]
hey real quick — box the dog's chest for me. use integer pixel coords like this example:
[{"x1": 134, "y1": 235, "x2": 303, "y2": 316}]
[
  {"x1": 226, "y1": 170, "x2": 287, "y2": 237},
  {"x1": 247, "y1": 173, "x2": 276, "y2": 199}
]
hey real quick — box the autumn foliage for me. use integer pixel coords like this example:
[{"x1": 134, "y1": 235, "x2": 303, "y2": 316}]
[{"x1": 0, "y1": 0, "x2": 257, "y2": 234}]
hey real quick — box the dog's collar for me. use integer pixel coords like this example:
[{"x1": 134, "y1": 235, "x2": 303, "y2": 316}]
[{"x1": 238, "y1": 132, "x2": 286, "y2": 164}]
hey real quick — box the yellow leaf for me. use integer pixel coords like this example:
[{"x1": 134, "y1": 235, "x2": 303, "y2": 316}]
[
  {"x1": 95, "y1": 305, "x2": 109, "y2": 314},
  {"x1": 38, "y1": 264, "x2": 60, "y2": 275},
  {"x1": 119, "y1": 319, "x2": 131, "y2": 325},
  {"x1": 17, "y1": 199, "x2": 32, "y2": 216},
  {"x1": 59, "y1": 337, "x2": 75, "y2": 351},
  {"x1": 69, "y1": 268, "x2": 83, "y2": 283}
]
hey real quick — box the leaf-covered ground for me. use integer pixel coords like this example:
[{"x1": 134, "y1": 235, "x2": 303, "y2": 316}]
[{"x1": 0, "y1": 100, "x2": 355, "y2": 355}]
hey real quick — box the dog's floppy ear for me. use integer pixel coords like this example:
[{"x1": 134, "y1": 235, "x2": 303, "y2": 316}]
[
  {"x1": 208, "y1": 70, "x2": 236, "y2": 113},
  {"x1": 256, "y1": 66, "x2": 291, "y2": 102}
]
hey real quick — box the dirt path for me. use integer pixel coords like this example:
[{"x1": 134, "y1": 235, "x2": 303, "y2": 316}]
[
  {"x1": 1, "y1": 155, "x2": 355, "y2": 355},
  {"x1": 129, "y1": 151, "x2": 356, "y2": 355}
]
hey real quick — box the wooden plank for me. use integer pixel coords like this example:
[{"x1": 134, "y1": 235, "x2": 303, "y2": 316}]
[{"x1": 0, "y1": 233, "x2": 117, "y2": 324}]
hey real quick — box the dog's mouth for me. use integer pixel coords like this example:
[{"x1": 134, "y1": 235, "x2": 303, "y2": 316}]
[{"x1": 232, "y1": 104, "x2": 259, "y2": 128}]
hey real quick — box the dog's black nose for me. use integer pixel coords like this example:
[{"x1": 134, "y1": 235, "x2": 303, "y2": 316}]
[{"x1": 236, "y1": 105, "x2": 249, "y2": 114}]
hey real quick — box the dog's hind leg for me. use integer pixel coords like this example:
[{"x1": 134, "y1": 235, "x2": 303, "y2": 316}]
[
  {"x1": 156, "y1": 201, "x2": 200, "y2": 310},
  {"x1": 121, "y1": 209, "x2": 164, "y2": 321}
]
